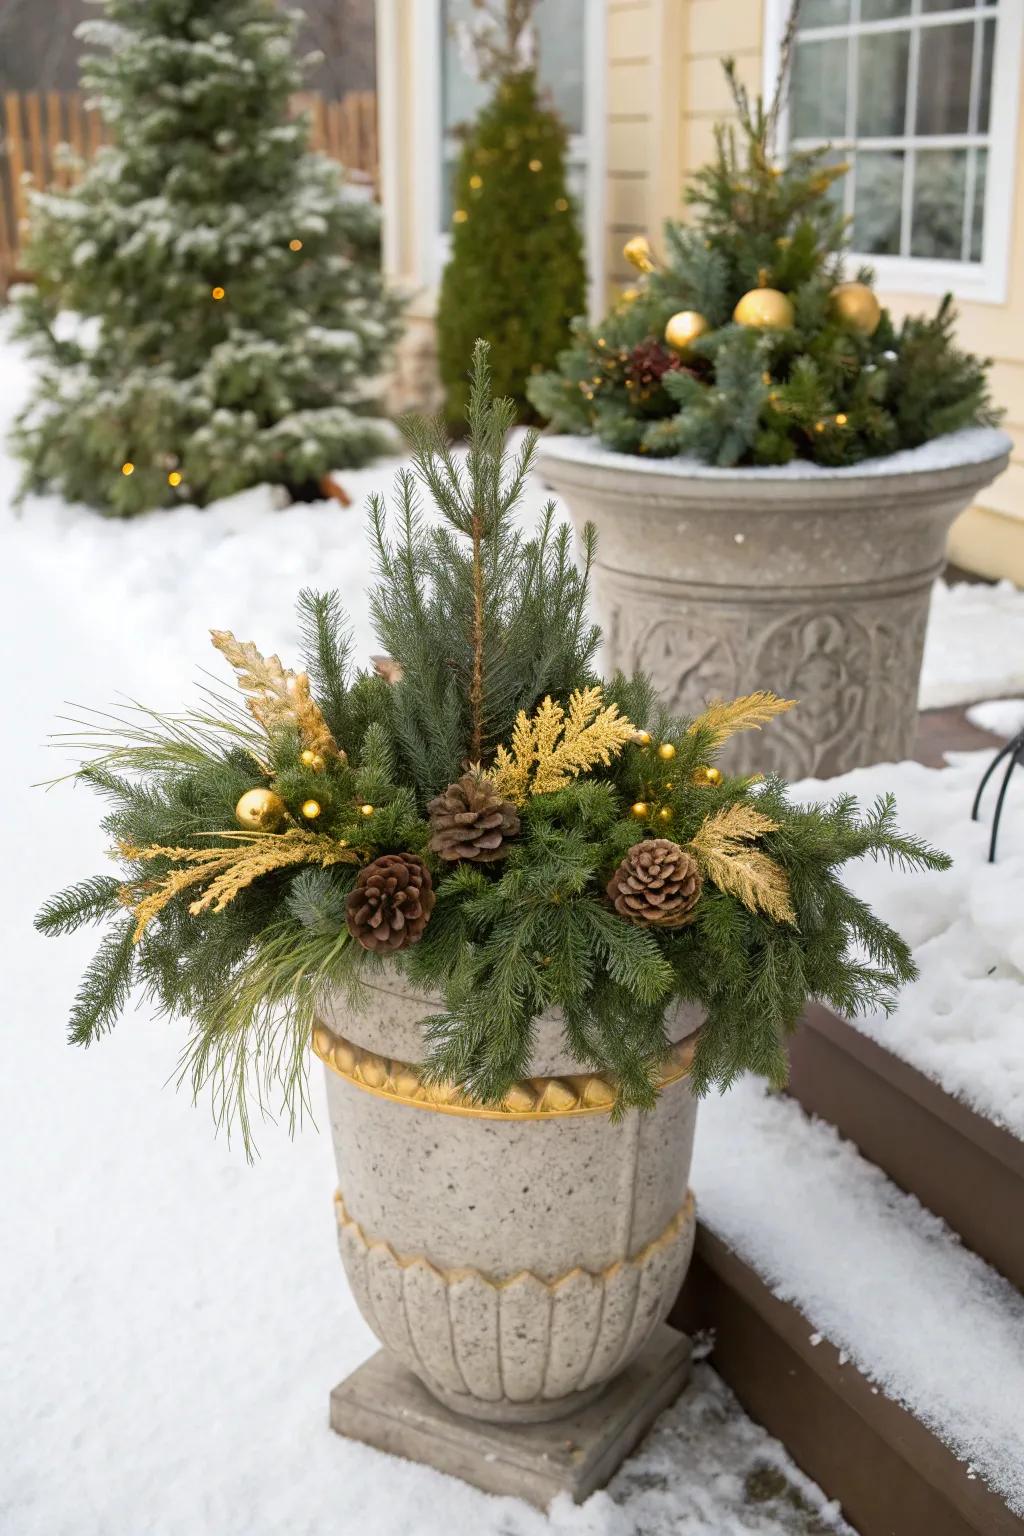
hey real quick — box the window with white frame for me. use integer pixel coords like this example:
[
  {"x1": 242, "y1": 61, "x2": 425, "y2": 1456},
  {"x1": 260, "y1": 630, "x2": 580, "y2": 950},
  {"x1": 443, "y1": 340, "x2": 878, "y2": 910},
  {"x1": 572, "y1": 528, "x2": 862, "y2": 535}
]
[{"x1": 765, "y1": 0, "x2": 1023, "y2": 302}]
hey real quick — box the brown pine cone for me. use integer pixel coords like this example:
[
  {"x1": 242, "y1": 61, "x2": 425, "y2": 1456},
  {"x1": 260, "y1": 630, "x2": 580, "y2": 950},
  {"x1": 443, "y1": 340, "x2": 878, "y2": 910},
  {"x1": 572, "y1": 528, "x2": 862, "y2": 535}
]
[
  {"x1": 607, "y1": 839, "x2": 703, "y2": 927},
  {"x1": 346, "y1": 853, "x2": 435, "y2": 952},
  {"x1": 427, "y1": 772, "x2": 520, "y2": 863}
]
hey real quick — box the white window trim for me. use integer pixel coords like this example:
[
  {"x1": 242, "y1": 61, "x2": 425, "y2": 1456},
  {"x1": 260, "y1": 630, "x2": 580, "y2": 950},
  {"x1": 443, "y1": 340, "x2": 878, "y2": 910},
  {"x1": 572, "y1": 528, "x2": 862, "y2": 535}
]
[
  {"x1": 410, "y1": 0, "x2": 607, "y2": 319},
  {"x1": 762, "y1": 0, "x2": 1023, "y2": 305}
]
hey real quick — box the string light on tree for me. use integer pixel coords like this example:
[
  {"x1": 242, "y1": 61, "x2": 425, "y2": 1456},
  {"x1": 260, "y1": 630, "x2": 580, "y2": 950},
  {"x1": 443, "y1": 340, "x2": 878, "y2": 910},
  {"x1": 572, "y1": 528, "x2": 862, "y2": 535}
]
[
  {"x1": 288, "y1": 238, "x2": 303, "y2": 252},
  {"x1": 167, "y1": 471, "x2": 182, "y2": 487},
  {"x1": 300, "y1": 749, "x2": 326, "y2": 772},
  {"x1": 453, "y1": 209, "x2": 469, "y2": 224},
  {"x1": 301, "y1": 798, "x2": 322, "y2": 820},
  {"x1": 359, "y1": 803, "x2": 376, "y2": 818},
  {"x1": 121, "y1": 462, "x2": 134, "y2": 476},
  {"x1": 211, "y1": 286, "x2": 226, "y2": 301}
]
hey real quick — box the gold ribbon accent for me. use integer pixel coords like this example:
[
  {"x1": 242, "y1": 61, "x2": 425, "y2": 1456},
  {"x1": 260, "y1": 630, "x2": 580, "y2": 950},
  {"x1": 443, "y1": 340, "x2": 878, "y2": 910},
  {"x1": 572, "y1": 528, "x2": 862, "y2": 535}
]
[{"x1": 312, "y1": 1020, "x2": 697, "y2": 1119}]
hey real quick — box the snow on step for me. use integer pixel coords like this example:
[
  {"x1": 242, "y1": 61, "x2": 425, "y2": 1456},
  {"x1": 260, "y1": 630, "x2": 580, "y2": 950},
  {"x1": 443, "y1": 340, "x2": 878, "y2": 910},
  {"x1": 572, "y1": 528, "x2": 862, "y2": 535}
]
[
  {"x1": 693, "y1": 1078, "x2": 1024, "y2": 1515},
  {"x1": 791, "y1": 752, "x2": 1024, "y2": 1141}
]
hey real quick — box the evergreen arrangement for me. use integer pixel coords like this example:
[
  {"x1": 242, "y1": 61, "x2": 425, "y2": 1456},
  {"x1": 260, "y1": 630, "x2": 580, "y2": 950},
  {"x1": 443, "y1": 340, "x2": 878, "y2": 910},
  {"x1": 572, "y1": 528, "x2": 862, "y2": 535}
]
[
  {"x1": 38, "y1": 344, "x2": 949, "y2": 1153},
  {"x1": 528, "y1": 45, "x2": 996, "y2": 467},
  {"x1": 11, "y1": 0, "x2": 403, "y2": 516},
  {"x1": 437, "y1": 0, "x2": 586, "y2": 426}
]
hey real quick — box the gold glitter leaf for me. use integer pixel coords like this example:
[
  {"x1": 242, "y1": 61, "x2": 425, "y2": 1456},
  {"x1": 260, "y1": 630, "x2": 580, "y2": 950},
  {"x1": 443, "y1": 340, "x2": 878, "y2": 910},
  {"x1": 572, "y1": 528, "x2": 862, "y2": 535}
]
[
  {"x1": 688, "y1": 692, "x2": 795, "y2": 751},
  {"x1": 210, "y1": 629, "x2": 339, "y2": 758},
  {"x1": 688, "y1": 803, "x2": 797, "y2": 926}
]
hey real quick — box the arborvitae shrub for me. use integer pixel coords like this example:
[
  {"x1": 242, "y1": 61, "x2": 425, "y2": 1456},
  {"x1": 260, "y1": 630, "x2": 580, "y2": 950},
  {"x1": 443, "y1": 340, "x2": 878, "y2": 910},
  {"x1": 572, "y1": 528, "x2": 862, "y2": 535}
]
[{"x1": 437, "y1": 68, "x2": 586, "y2": 427}]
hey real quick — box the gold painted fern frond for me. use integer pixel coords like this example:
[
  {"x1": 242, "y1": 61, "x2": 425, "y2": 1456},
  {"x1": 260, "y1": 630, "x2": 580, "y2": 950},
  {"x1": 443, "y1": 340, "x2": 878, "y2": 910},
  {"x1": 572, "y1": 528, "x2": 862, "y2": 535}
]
[
  {"x1": 489, "y1": 687, "x2": 637, "y2": 805},
  {"x1": 688, "y1": 691, "x2": 795, "y2": 751},
  {"x1": 210, "y1": 629, "x2": 339, "y2": 758},
  {"x1": 688, "y1": 803, "x2": 797, "y2": 926},
  {"x1": 120, "y1": 832, "x2": 361, "y2": 941}
]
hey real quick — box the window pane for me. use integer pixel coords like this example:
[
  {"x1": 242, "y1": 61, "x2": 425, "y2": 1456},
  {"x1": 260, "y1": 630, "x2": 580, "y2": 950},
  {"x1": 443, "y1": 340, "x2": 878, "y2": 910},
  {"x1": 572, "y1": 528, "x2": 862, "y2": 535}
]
[
  {"x1": 977, "y1": 18, "x2": 996, "y2": 133},
  {"x1": 920, "y1": 0, "x2": 973, "y2": 11},
  {"x1": 442, "y1": 0, "x2": 585, "y2": 135},
  {"x1": 915, "y1": 22, "x2": 974, "y2": 134},
  {"x1": 853, "y1": 150, "x2": 905, "y2": 254},
  {"x1": 910, "y1": 148, "x2": 967, "y2": 258},
  {"x1": 800, "y1": 0, "x2": 851, "y2": 23},
  {"x1": 862, "y1": 0, "x2": 911, "y2": 19},
  {"x1": 857, "y1": 30, "x2": 910, "y2": 137},
  {"x1": 792, "y1": 37, "x2": 849, "y2": 138},
  {"x1": 969, "y1": 147, "x2": 987, "y2": 261}
]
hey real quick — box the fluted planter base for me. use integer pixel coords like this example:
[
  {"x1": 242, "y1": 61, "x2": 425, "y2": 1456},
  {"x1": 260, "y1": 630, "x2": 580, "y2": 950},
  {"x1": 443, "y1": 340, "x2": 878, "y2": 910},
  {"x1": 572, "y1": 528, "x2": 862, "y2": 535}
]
[
  {"x1": 538, "y1": 429, "x2": 1011, "y2": 780},
  {"x1": 330, "y1": 1324, "x2": 692, "y2": 1507}
]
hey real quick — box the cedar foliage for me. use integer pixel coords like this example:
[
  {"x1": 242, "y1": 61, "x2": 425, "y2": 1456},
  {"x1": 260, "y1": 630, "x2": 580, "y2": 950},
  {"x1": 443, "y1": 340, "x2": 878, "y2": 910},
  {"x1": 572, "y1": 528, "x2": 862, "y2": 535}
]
[
  {"x1": 528, "y1": 33, "x2": 997, "y2": 466},
  {"x1": 437, "y1": 11, "x2": 586, "y2": 426},
  {"x1": 11, "y1": 0, "x2": 402, "y2": 515},
  {"x1": 38, "y1": 343, "x2": 948, "y2": 1153}
]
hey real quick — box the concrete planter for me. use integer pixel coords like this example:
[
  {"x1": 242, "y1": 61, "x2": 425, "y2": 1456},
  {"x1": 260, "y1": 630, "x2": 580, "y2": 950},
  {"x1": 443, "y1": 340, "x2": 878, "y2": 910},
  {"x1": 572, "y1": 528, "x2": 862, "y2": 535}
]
[
  {"x1": 316, "y1": 973, "x2": 699, "y2": 1425},
  {"x1": 538, "y1": 429, "x2": 1011, "y2": 779}
]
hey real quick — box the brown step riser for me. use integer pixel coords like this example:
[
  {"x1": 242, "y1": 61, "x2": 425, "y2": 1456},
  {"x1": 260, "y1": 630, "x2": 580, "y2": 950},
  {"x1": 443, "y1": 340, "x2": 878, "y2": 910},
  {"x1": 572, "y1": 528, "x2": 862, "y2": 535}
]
[
  {"x1": 788, "y1": 1006, "x2": 1024, "y2": 1294},
  {"x1": 673, "y1": 1228, "x2": 1024, "y2": 1536}
]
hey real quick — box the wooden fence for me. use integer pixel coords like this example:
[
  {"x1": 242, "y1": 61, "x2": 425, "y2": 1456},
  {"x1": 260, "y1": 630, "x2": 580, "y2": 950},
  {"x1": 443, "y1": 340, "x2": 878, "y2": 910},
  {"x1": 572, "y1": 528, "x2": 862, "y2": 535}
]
[{"x1": 0, "y1": 89, "x2": 379, "y2": 288}]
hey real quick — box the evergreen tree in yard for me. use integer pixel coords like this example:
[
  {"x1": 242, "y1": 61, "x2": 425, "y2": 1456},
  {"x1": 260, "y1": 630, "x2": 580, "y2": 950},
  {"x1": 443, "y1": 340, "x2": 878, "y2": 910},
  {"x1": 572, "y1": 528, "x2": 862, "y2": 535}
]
[
  {"x1": 437, "y1": 0, "x2": 586, "y2": 426},
  {"x1": 11, "y1": 0, "x2": 404, "y2": 516},
  {"x1": 529, "y1": 21, "x2": 997, "y2": 466}
]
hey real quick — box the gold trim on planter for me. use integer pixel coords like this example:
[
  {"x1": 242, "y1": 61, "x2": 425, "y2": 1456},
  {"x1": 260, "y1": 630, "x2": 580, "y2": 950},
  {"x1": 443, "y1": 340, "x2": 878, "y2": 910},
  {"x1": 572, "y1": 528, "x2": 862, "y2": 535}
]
[
  {"x1": 334, "y1": 1188, "x2": 696, "y2": 1287},
  {"x1": 312, "y1": 1021, "x2": 698, "y2": 1119}
]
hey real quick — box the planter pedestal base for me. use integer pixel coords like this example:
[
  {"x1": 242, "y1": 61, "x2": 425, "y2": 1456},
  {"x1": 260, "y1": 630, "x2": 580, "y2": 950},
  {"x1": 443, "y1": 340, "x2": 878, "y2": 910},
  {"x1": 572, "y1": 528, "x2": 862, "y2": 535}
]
[{"x1": 329, "y1": 1324, "x2": 692, "y2": 1507}]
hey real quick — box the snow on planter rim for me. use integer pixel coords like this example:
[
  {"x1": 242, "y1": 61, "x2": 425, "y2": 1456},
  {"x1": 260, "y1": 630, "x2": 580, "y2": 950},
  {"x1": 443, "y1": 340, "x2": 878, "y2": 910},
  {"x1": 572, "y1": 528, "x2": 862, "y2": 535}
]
[
  {"x1": 694, "y1": 1077, "x2": 1024, "y2": 1515},
  {"x1": 537, "y1": 425, "x2": 1012, "y2": 481},
  {"x1": 791, "y1": 751, "x2": 1024, "y2": 1142}
]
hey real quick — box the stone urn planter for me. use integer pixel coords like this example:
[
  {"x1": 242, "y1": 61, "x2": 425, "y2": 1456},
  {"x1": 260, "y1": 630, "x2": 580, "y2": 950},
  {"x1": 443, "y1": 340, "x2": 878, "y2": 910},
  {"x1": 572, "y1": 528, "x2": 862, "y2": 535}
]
[
  {"x1": 538, "y1": 428, "x2": 1011, "y2": 779},
  {"x1": 314, "y1": 972, "x2": 699, "y2": 1425}
]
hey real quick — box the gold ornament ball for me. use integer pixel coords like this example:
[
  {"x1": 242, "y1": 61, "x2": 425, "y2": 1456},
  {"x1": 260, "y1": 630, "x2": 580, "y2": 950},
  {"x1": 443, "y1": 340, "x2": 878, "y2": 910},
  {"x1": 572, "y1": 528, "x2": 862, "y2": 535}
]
[
  {"x1": 830, "y1": 281, "x2": 882, "y2": 336},
  {"x1": 301, "y1": 799, "x2": 322, "y2": 820},
  {"x1": 664, "y1": 310, "x2": 709, "y2": 354},
  {"x1": 300, "y1": 749, "x2": 326, "y2": 772},
  {"x1": 235, "y1": 787, "x2": 287, "y2": 831},
  {"x1": 359, "y1": 803, "x2": 376, "y2": 818},
  {"x1": 733, "y1": 287, "x2": 795, "y2": 330},
  {"x1": 693, "y1": 765, "x2": 723, "y2": 788},
  {"x1": 657, "y1": 742, "x2": 677, "y2": 761},
  {"x1": 632, "y1": 730, "x2": 652, "y2": 747},
  {"x1": 657, "y1": 807, "x2": 674, "y2": 824},
  {"x1": 623, "y1": 235, "x2": 655, "y2": 273},
  {"x1": 630, "y1": 801, "x2": 650, "y2": 820}
]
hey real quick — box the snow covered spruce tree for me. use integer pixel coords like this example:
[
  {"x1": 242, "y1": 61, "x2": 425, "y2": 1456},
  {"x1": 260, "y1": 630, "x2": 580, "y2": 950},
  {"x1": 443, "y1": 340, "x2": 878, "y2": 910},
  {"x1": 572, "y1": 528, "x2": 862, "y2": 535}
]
[
  {"x1": 437, "y1": 0, "x2": 586, "y2": 426},
  {"x1": 528, "y1": 32, "x2": 995, "y2": 466},
  {"x1": 11, "y1": 0, "x2": 403, "y2": 516}
]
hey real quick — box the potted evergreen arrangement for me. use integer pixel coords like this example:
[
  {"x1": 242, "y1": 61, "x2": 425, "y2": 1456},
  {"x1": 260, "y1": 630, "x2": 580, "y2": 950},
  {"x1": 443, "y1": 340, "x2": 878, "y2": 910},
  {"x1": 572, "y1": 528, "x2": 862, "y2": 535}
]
[
  {"x1": 10, "y1": 0, "x2": 403, "y2": 516},
  {"x1": 38, "y1": 346, "x2": 947, "y2": 1445},
  {"x1": 528, "y1": 43, "x2": 1010, "y2": 779}
]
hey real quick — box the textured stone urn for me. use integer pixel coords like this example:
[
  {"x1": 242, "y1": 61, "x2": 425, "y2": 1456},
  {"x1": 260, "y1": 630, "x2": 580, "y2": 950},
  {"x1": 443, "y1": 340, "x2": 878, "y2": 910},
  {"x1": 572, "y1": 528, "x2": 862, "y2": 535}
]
[
  {"x1": 538, "y1": 428, "x2": 1011, "y2": 779},
  {"x1": 315, "y1": 973, "x2": 699, "y2": 1424}
]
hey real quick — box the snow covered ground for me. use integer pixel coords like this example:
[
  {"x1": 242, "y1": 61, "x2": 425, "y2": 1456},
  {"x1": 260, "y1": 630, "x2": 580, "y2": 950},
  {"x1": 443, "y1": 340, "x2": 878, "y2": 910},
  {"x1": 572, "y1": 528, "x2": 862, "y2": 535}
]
[{"x1": 3, "y1": 329, "x2": 1024, "y2": 1534}]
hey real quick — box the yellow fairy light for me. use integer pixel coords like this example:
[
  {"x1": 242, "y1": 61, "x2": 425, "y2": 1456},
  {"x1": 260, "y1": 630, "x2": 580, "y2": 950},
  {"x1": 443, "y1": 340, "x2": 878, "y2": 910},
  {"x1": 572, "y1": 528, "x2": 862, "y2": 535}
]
[
  {"x1": 529, "y1": 158, "x2": 542, "y2": 172},
  {"x1": 301, "y1": 799, "x2": 322, "y2": 819},
  {"x1": 835, "y1": 412, "x2": 848, "y2": 426},
  {"x1": 657, "y1": 742, "x2": 677, "y2": 761},
  {"x1": 453, "y1": 209, "x2": 468, "y2": 224},
  {"x1": 211, "y1": 286, "x2": 226, "y2": 300},
  {"x1": 632, "y1": 730, "x2": 652, "y2": 747},
  {"x1": 469, "y1": 174, "x2": 483, "y2": 190},
  {"x1": 630, "y1": 801, "x2": 650, "y2": 820},
  {"x1": 555, "y1": 197, "x2": 568, "y2": 211},
  {"x1": 657, "y1": 807, "x2": 673, "y2": 824},
  {"x1": 359, "y1": 803, "x2": 375, "y2": 818},
  {"x1": 814, "y1": 420, "x2": 827, "y2": 433},
  {"x1": 121, "y1": 462, "x2": 135, "y2": 476},
  {"x1": 289, "y1": 238, "x2": 304, "y2": 252},
  {"x1": 167, "y1": 471, "x2": 182, "y2": 487}
]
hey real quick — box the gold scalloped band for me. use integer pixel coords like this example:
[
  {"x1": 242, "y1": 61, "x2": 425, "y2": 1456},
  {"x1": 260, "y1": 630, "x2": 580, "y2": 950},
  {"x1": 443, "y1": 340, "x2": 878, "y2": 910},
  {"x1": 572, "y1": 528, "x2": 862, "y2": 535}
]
[
  {"x1": 334, "y1": 1188, "x2": 696, "y2": 1288},
  {"x1": 312, "y1": 1020, "x2": 697, "y2": 1118}
]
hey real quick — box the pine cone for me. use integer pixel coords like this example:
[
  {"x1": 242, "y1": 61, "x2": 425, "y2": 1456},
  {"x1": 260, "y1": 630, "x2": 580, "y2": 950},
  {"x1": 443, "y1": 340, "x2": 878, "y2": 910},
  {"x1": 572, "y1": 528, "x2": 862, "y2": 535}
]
[
  {"x1": 607, "y1": 839, "x2": 703, "y2": 927},
  {"x1": 346, "y1": 853, "x2": 435, "y2": 952},
  {"x1": 625, "y1": 338, "x2": 683, "y2": 389},
  {"x1": 427, "y1": 772, "x2": 520, "y2": 863}
]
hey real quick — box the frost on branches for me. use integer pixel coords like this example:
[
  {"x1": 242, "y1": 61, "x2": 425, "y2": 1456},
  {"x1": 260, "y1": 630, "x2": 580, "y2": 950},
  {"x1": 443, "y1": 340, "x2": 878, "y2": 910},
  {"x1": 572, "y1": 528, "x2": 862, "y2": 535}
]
[{"x1": 11, "y1": 0, "x2": 404, "y2": 516}]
